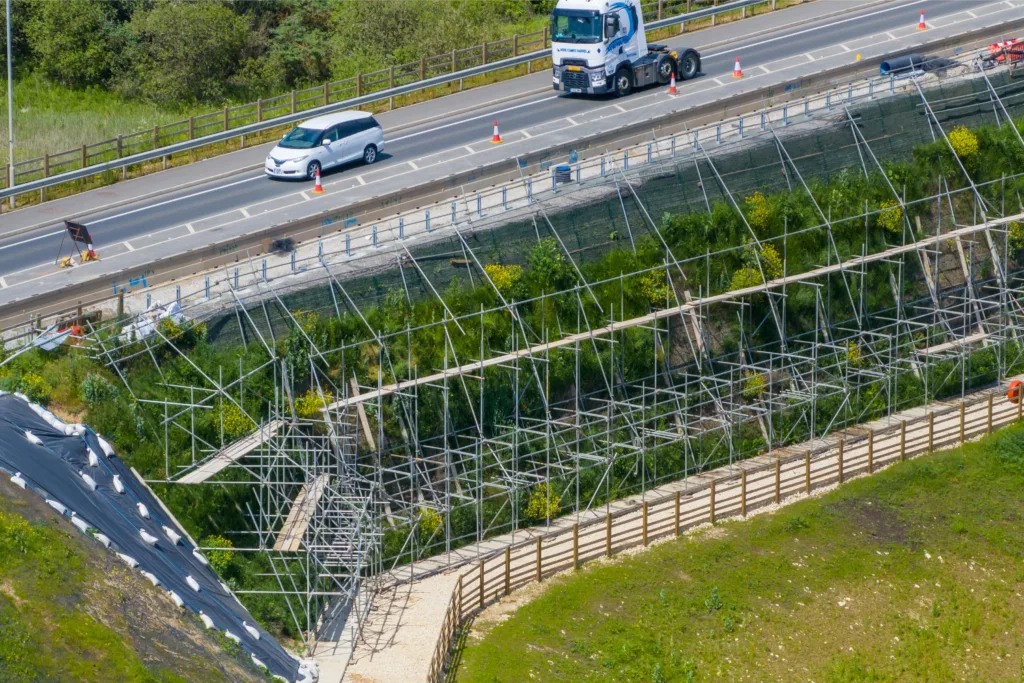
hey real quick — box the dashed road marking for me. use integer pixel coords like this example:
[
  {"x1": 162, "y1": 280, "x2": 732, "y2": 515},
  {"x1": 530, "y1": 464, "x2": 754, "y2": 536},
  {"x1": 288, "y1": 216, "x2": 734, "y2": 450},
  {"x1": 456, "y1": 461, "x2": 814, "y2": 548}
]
[
  {"x1": 123, "y1": 241, "x2": 135, "y2": 252},
  {"x1": 185, "y1": 223, "x2": 195, "y2": 234},
  {"x1": 356, "y1": 176, "x2": 366, "y2": 185},
  {"x1": 239, "y1": 208, "x2": 250, "y2": 218},
  {"x1": 521, "y1": 130, "x2": 532, "y2": 138},
  {"x1": 760, "y1": 65, "x2": 771, "y2": 74},
  {"x1": 300, "y1": 192, "x2": 312, "y2": 201},
  {"x1": 886, "y1": 31, "x2": 896, "y2": 39},
  {"x1": 613, "y1": 105, "x2": 627, "y2": 113},
  {"x1": 566, "y1": 116, "x2": 579, "y2": 124},
  {"x1": 713, "y1": 77, "x2": 725, "y2": 86},
  {"x1": 805, "y1": 53, "x2": 816, "y2": 62},
  {"x1": 840, "y1": 44, "x2": 851, "y2": 52},
  {"x1": 967, "y1": 9, "x2": 977, "y2": 16},
  {"x1": 408, "y1": 160, "x2": 419, "y2": 170},
  {"x1": 0, "y1": 277, "x2": 7, "y2": 289},
  {"x1": 463, "y1": 145, "x2": 475, "y2": 154}
]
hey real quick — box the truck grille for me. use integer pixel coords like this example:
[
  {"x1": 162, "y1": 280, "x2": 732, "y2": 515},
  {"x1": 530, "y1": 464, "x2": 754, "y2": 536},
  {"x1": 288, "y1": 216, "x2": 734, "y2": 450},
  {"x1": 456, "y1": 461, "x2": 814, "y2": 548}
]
[{"x1": 562, "y1": 70, "x2": 589, "y2": 90}]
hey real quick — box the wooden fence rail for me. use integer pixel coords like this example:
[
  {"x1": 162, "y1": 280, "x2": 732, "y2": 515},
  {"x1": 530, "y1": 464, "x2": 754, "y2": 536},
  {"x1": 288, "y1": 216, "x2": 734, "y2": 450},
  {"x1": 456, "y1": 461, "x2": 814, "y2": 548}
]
[
  {"x1": 425, "y1": 385, "x2": 1024, "y2": 683},
  {"x1": 0, "y1": 0, "x2": 777, "y2": 197}
]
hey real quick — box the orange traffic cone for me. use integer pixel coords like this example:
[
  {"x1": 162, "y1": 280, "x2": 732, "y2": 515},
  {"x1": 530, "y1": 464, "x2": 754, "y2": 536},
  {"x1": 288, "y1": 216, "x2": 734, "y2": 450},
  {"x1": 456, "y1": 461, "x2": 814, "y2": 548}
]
[
  {"x1": 917, "y1": 9, "x2": 926, "y2": 30},
  {"x1": 490, "y1": 120, "x2": 503, "y2": 144},
  {"x1": 312, "y1": 168, "x2": 325, "y2": 194},
  {"x1": 668, "y1": 71, "x2": 678, "y2": 95},
  {"x1": 732, "y1": 57, "x2": 743, "y2": 78},
  {"x1": 83, "y1": 243, "x2": 98, "y2": 262}
]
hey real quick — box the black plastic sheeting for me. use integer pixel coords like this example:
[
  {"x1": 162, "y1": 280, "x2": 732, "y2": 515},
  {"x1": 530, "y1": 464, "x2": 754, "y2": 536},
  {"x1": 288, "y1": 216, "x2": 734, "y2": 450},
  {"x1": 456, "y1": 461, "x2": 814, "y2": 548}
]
[{"x1": 0, "y1": 392, "x2": 307, "y2": 682}]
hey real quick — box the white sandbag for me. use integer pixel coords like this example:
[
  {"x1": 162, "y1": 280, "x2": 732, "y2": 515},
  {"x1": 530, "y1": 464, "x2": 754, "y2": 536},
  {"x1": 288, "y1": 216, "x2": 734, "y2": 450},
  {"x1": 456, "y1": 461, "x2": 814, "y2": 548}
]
[
  {"x1": 25, "y1": 431, "x2": 43, "y2": 446},
  {"x1": 97, "y1": 436, "x2": 116, "y2": 457},
  {"x1": 162, "y1": 526, "x2": 181, "y2": 545},
  {"x1": 251, "y1": 654, "x2": 267, "y2": 671},
  {"x1": 186, "y1": 575, "x2": 201, "y2": 592},
  {"x1": 95, "y1": 533, "x2": 111, "y2": 548},
  {"x1": 80, "y1": 471, "x2": 97, "y2": 491},
  {"x1": 137, "y1": 502, "x2": 150, "y2": 519},
  {"x1": 113, "y1": 475, "x2": 125, "y2": 494},
  {"x1": 70, "y1": 515, "x2": 90, "y2": 534},
  {"x1": 46, "y1": 499, "x2": 67, "y2": 515},
  {"x1": 10, "y1": 472, "x2": 25, "y2": 489},
  {"x1": 118, "y1": 553, "x2": 139, "y2": 569},
  {"x1": 169, "y1": 591, "x2": 184, "y2": 608},
  {"x1": 224, "y1": 630, "x2": 240, "y2": 644},
  {"x1": 192, "y1": 549, "x2": 209, "y2": 566},
  {"x1": 142, "y1": 571, "x2": 160, "y2": 586},
  {"x1": 87, "y1": 447, "x2": 99, "y2": 468},
  {"x1": 199, "y1": 611, "x2": 215, "y2": 630},
  {"x1": 219, "y1": 581, "x2": 232, "y2": 594},
  {"x1": 242, "y1": 621, "x2": 260, "y2": 640},
  {"x1": 140, "y1": 529, "x2": 159, "y2": 546},
  {"x1": 14, "y1": 392, "x2": 28, "y2": 401}
]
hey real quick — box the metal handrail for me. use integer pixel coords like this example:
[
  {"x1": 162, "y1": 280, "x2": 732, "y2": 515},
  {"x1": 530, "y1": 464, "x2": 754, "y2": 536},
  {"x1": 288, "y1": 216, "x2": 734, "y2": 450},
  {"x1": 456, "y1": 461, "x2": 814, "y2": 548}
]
[{"x1": 0, "y1": 0, "x2": 777, "y2": 201}]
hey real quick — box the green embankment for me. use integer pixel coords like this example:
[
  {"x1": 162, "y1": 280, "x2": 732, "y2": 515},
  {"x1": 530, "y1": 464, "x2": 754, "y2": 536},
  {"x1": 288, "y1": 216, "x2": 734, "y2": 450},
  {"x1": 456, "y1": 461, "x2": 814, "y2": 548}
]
[
  {"x1": 0, "y1": 476, "x2": 267, "y2": 683},
  {"x1": 453, "y1": 423, "x2": 1024, "y2": 682}
]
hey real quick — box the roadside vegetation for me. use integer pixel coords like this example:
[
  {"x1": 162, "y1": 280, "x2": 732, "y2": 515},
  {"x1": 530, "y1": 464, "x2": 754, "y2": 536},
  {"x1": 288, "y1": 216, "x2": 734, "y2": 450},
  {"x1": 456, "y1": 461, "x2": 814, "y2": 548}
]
[
  {"x1": 0, "y1": 0, "x2": 552, "y2": 165},
  {"x1": 0, "y1": 475, "x2": 268, "y2": 682},
  {"x1": 452, "y1": 421, "x2": 1024, "y2": 682},
  {"x1": 0, "y1": 114, "x2": 1019, "y2": 641}
]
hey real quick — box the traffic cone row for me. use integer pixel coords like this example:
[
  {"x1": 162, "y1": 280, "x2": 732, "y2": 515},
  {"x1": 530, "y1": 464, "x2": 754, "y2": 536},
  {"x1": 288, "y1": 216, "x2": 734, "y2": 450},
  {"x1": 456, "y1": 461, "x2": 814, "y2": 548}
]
[
  {"x1": 312, "y1": 168, "x2": 325, "y2": 194},
  {"x1": 732, "y1": 56, "x2": 743, "y2": 79},
  {"x1": 491, "y1": 120, "x2": 503, "y2": 144}
]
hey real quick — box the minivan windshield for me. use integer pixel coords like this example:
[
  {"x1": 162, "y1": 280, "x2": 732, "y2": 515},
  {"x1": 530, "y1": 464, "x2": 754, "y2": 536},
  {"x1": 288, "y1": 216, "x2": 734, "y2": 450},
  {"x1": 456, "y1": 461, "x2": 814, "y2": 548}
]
[
  {"x1": 551, "y1": 10, "x2": 601, "y2": 44},
  {"x1": 278, "y1": 126, "x2": 321, "y2": 149}
]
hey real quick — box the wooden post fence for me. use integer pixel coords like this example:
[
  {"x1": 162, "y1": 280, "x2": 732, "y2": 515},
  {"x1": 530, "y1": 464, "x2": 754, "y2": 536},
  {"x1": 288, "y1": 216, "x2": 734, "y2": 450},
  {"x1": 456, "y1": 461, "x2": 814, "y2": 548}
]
[
  {"x1": 535, "y1": 537, "x2": 542, "y2": 582},
  {"x1": 960, "y1": 401, "x2": 966, "y2": 443},
  {"x1": 837, "y1": 440, "x2": 844, "y2": 485},
  {"x1": 774, "y1": 457, "x2": 781, "y2": 504},
  {"x1": 642, "y1": 502, "x2": 649, "y2": 546},
  {"x1": 606, "y1": 512, "x2": 613, "y2": 556},
  {"x1": 900, "y1": 421, "x2": 906, "y2": 461},
  {"x1": 867, "y1": 431, "x2": 874, "y2": 474},
  {"x1": 987, "y1": 394, "x2": 994, "y2": 434},
  {"x1": 504, "y1": 547, "x2": 511, "y2": 596},
  {"x1": 709, "y1": 480, "x2": 716, "y2": 524},
  {"x1": 674, "y1": 491, "x2": 681, "y2": 537},
  {"x1": 928, "y1": 412, "x2": 934, "y2": 453},
  {"x1": 572, "y1": 523, "x2": 579, "y2": 569},
  {"x1": 740, "y1": 470, "x2": 747, "y2": 517},
  {"x1": 804, "y1": 450, "x2": 811, "y2": 493}
]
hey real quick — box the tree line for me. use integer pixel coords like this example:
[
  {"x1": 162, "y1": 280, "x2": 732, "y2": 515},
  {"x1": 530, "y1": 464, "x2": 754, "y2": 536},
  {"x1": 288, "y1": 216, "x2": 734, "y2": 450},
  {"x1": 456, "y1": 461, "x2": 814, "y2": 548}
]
[{"x1": 0, "y1": 0, "x2": 554, "y2": 108}]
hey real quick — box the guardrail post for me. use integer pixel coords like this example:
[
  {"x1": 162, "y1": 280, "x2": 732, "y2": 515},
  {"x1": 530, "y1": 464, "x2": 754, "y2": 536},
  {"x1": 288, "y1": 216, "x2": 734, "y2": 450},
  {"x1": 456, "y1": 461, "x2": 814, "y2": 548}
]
[
  {"x1": 478, "y1": 561, "x2": 485, "y2": 609},
  {"x1": 323, "y1": 82, "x2": 329, "y2": 106},
  {"x1": 605, "y1": 512, "x2": 612, "y2": 556},
  {"x1": 189, "y1": 116, "x2": 195, "y2": 140},
  {"x1": 709, "y1": 479, "x2": 716, "y2": 524},
  {"x1": 420, "y1": 57, "x2": 426, "y2": 81},
  {"x1": 928, "y1": 412, "x2": 934, "y2": 453},
  {"x1": 482, "y1": 41, "x2": 488, "y2": 65},
  {"x1": 389, "y1": 65, "x2": 395, "y2": 91},
  {"x1": 987, "y1": 394, "x2": 994, "y2": 434},
  {"x1": 774, "y1": 457, "x2": 781, "y2": 503},
  {"x1": 543, "y1": 26, "x2": 549, "y2": 47},
  {"x1": 81, "y1": 144, "x2": 87, "y2": 170},
  {"x1": 772, "y1": 0, "x2": 777, "y2": 9},
  {"x1": 642, "y1": 501, "x2": 649, "y2": 546},
  {"x1": 43, "y1": 152, "x2": 49, "y2": 179},
  {"x1": 345, "y1": 233, "x2": 351, "y2": 256},
  {"x1": 425, "y1": 210, "x2": 431, "y2": 232},
  {"x1": 572, "y1": 523, "x2": 579, "y2": 569},
  {"x1": 674, "y1": 491, "x2": 680, "y2": 536},
  {"x1": 536, "y1": 537, "x2": 542, "y2": 581},
  {"x1": 205, "y1": 277, "x2": 210, "y2": 300},
  {"x1": 804, "y1": 450, "x2": 811, "y2": 493},
  {"x1": 504, "y1": 547, "x2": 511, "y2": 596},
  {"x1": 900, "y1": 420, "x2": 906, "y2": 460},
  {"x1": 451, "y1": 49, "x2": 457, "y2": 74},
  {"x1": 960, "y1": 401, "x2": 966, "y2": 443},
  {"x1": 117, "y1": 135, "x2": 125, "y2": 178},
  {"x1": 657, "y1": 0, "x2": 663, "y2": 20},
  {"x1": 223, "y1": 107, "x2": 229, "y2": 132},
  {"x1": 257, "y1": 99, "x2": 263, "y2": 122},
  {"x1": 513, "y1": 34, "x2": 519, "y2": 57},
  {"x1": 837, "y1": 439, "x2": 844, "y2": 485},
  {"x1": 867, "y1": 431, "x2": 874, "y2": 474},
  {"x1": 740, "y1": 470, "x2": 747, "y2": 516},
  {"x1": 711, "y1": 0, "x2": 717, "y2": 25}
]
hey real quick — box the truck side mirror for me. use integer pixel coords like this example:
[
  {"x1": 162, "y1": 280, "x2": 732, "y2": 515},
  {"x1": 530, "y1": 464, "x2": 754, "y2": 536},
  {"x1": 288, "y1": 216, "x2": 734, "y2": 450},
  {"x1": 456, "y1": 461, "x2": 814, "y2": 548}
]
[{"x1": 604, "y1": 15, "x2": 619, "y2": 39}]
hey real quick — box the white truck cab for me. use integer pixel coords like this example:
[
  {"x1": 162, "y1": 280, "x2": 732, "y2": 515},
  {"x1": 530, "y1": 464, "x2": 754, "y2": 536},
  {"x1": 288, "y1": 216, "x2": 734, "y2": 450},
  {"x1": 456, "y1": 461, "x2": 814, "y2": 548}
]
[{"x1": 550, "y1": 0, "x2": 700, "y2": 96}]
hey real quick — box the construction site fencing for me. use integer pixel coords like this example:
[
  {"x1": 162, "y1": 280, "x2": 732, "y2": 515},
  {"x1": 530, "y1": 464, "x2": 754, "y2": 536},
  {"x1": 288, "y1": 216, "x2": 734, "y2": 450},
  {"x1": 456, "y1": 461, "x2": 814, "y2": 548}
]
[
  {"x1": 0, "y1": 0, "x2": 793, "y2": 202},
  {"x1": 427, "y1": 382, "x2": 1024, "y2": 683}
]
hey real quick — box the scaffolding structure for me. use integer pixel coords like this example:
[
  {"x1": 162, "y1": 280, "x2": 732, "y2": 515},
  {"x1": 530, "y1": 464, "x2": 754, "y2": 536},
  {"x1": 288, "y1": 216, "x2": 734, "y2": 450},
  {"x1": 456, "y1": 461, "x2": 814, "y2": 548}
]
[{"x1": 72, "y1": 60, "x2": 1024, "y2": 663}]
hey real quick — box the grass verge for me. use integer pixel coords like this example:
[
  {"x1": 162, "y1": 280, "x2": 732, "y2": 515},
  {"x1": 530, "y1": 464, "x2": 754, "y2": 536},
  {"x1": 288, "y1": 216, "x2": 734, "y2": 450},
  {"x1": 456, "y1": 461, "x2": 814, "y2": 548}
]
[{"x1": 453, "y1": 422, "x2": 1024, "y2": 682}]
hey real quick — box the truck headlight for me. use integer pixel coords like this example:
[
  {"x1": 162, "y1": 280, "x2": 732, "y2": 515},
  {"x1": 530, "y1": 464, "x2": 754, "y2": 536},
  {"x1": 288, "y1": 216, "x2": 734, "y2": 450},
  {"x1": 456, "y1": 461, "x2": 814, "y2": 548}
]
[
  {"x1": 590, "y1": 71, "x2": 605, "y2": 84},
  {"x1": 552, "y1": 69, "x2": 559, "y2": 83}
]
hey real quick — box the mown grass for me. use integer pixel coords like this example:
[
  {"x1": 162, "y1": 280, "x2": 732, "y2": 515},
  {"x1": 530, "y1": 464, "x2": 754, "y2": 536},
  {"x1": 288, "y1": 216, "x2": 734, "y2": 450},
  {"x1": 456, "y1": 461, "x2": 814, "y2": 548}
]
[{"x1": 454, "y1": 423, "x2": 1024, "y2": 682}]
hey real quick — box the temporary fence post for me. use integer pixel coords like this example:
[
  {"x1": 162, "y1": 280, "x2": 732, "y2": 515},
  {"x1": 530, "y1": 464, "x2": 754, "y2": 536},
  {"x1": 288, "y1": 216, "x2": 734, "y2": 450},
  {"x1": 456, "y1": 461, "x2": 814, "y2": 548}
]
[
  {"x1": 647, "y1": 143, "x2": 652, "y2": 164},
  {"x1": 623, "y1": 150, "x2": 629, "y2": 171},
  {"x1": 146, "y1": 293, "x2": 151, "y2": 308},
  {"x1": 536, "y1": 537, "x2": 542, "y2": 582},
  {"x1": 476, "y1": 194, "x2": 482, "y2": 216},
  {"x1": 345, "y1": 233, "x2": 351, "y2": 256},
  {"x1": 291, "y1": 250, "x2": 296, "y2": 272},
  {"x1": 738, "y1": 117, "x2": 743, "y2": 139},
  {"x1": 290, "y1": 91, "x2": 296, "y2": 115},
  {"x1": 867, "y1": 431, "x2": 874, "y2": 474},
  {"x1": 774, "y1": 457, "x2": 781, "y2": 503},
  {"x1": 425, "y1": 210, "x2": 431, "y2": 232},
  {"x1": 987, "y1": 394, "x2": 994, "y2": 434},
  {"x1": 256, "y1": 99, "x2": 263, "y2": 123},
  {"x1": 118, "y1": 290, "x2": 124, "y2": 317},
  {"x1": 783, "y1": 104, "x2": 789, "y2": 126},
  {"x1": 847, "y1": 83, "x2": 853, "y2": 101},
  {"x1": 671, "y1": 135, "x2": 676, "y2": 157},
  {"x1": 674, "y1": 491, "x2": 681, "y2": 537},
  {"x1": 868, "y1": 79, "x2": 874, "y2": 99},
  {"x1": 605, "y1": 512, "x2": 612, "y2": 556},
  {"x1": 890, "y1": 73, "x2": 895, "y2": 93},
  {"x1": 399, "y1": 217, "x2": 405, "y2": 240},
  {"x1": 692, "y1": 130, "x2": 699, "y2": 149},
  {"x1": 175, "y1": 285, "x2": 181, "y2": 307},
  {"x1": 572, "y1": 523, "x2": 579, "y2": 569},
  {"x1": 760, "y1": 110, "x2": 766, "y2": 131},
  {"x1": 502, "y1": 187, "x2": 507, "y2": 210},
  {"x1": 479, "y1": 561, "x2": 485, "y2": 609},
  {"x1": 576, "y1": 163, "x2": 581, "y2": 184},
  {"x1": 513, "y1": 34, "x2": 519, "y2": 57},
  {"x1": 372, "y1": 226, "x2": 378, "y2": 248},
  {"x1": 205, "y1": 277, "x2": 210, "y2": 300},
  {"x1": 551, "y1": 173, "x2": 557, "y2": 194},
  {"x1": 81, "y1": 144, "x2": 87, "y2": 169},
  {"x1": 504, "y1": 547, "x2": 511, "y2": 596},
  {"x1": 928, "y1": 412, "x2": 934, "y2": 453},
  {"x1": 527, "y1": 179, "x2": 533, "y2": 203},
  {"x1": 234, "y1": 268, "x2": 239, "y2": 289},
  {"x1": 451, "y1": 201, "x2": 457, "y2": 223},
  {"x1": 900, "y1": 421, "x2": 906, "y2": 460},
  {"x1": 740, "y1": 470, "x2": 747, "y2": 517},
  {"x1": 804, "y1": 97, "x2": 809, "y2": 117},
  {"x1": 837, "y1": 440, "x2": 844, "y2": 485},
  {"x1": 804, "y1": 450, "x2": 811, "y2": 493},
  {"x1": 262, "y1": 259, "x2": 268, "y2": 281},
  {"x1": 600, "y1": 155, "x2": 606, "y2": 177},
  {"x1": 419, "y1": 57, "x2": 426, "y2": 81},
  {"x1": 826, "y1": 91, "x2": 831, "y2": 111},
  {"x1": 709, "y1": 480, "x2": 716, "y2": 524},
  {"x1": 960, "y1": 402, "x2": 966, "y2": 443},
  {"x1": 642, "y1": 502, "x2": 649, "y2": 546}
]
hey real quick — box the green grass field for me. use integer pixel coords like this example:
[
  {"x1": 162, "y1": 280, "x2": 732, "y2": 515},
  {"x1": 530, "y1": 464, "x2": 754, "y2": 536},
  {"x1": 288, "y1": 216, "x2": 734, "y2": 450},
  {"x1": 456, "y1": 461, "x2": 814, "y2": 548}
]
[{"x1": 453, "y1": 423, "x2": 1024, "y2": 682}]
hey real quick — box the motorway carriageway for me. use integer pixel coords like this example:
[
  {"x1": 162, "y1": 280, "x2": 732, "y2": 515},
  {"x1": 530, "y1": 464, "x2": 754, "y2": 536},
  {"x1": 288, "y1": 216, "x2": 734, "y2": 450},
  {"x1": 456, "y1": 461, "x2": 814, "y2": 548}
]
[{"x1": 0, "y1": 0, "x2": 1003, "y2": 286}]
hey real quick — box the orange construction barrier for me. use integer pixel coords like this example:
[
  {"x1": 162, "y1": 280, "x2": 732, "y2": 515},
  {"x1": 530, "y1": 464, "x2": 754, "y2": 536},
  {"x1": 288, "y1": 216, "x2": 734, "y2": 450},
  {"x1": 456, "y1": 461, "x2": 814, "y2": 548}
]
[
  {"x1": 1009, "y1": 379, "x2": 1022, "y2": 404},
  {"x1": 988, "y1": 39, "x2": 1024, "y2": 63}
]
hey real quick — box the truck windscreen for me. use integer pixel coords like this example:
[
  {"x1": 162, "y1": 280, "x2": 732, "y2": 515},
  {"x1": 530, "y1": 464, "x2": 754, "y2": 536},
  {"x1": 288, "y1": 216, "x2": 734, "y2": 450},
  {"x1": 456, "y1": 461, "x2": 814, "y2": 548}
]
[{"x1": 551, "y1": 10, "x2": 601, "y2": 44}]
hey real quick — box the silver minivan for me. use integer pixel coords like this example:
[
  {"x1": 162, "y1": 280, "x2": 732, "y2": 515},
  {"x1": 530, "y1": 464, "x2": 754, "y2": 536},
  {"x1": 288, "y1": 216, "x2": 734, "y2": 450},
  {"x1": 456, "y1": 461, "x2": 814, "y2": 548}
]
[{"x1": 265, "y1": 111, "x2": 384, "y2": 180}]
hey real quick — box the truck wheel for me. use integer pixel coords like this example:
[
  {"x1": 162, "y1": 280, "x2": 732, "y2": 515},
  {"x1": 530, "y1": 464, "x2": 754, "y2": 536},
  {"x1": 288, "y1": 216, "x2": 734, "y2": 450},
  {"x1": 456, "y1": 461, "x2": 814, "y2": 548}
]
[
  {"x1": 614, "y1": 68, "x2": 633, "y2": 97},
  {"x1": 679, "y1": 50, "x2": 700, "y2": 80},
  {"x1": 657, "y1": 55, "x2": 676, "y2": 84}
]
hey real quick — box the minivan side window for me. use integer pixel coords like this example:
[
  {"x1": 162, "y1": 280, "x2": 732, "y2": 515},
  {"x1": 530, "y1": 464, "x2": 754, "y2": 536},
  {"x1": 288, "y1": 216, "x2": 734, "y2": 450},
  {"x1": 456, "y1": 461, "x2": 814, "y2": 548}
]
[
  {"x1": 334, "y1": 121, "x2": 361, "y2": 140},
  {"x1": 369, "y1": 117, "x2": 382, "y2": 130}
]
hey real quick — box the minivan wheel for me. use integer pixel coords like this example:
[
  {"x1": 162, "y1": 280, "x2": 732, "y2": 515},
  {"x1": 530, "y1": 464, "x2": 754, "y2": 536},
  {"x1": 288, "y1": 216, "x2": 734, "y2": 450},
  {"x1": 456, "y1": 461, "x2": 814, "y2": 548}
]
[
  {"x1": 363, "y1": 145, "x2": 378, "y2": 164},
  {"x1": 306, "y1": 160, "x2": 322, "y2": 180}
]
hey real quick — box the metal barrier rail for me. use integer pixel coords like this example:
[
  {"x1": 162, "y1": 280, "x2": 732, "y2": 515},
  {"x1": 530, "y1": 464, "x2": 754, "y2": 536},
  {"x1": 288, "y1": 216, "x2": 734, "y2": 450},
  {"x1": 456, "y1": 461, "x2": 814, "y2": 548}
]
[{"x1": 0, "y1": 0, "x2": 787, "y2": 201}]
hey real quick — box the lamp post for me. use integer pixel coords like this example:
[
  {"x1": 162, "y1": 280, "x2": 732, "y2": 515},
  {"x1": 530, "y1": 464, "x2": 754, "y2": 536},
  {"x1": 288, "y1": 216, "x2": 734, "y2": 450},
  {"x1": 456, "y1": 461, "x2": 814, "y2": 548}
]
[{"x1": 5, "y1": 0, "x2": 13, "y2": 210}]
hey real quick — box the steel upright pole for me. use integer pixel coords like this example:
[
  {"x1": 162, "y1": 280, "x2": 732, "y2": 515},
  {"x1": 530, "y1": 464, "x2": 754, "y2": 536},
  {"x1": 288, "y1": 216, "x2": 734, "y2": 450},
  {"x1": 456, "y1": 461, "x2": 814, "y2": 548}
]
[{"x1": 6, "y1": 0, "x2": 14, "y2": 208}]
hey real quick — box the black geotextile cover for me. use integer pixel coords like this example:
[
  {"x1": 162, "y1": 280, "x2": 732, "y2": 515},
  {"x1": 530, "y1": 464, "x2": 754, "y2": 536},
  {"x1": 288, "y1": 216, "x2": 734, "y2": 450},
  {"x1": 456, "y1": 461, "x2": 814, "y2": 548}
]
[{"x1": 0, "y1": 393, "x2": 300, "y2": 682}]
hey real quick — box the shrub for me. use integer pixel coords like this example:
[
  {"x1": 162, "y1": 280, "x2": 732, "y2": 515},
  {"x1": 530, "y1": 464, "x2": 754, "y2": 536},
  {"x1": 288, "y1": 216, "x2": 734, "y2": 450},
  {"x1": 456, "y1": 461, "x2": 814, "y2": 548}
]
[
  {"x1": 80, "y1": 372, "x2": 118, "y2": 405},
  {"x1": 948, "y1": 125, "x2": 979, "y2": 158},
  {"x1": 295, "y1": 389, "x2": 333, "y2": 420},
  {"x1": 418, "y1": 508, "x2": 443, "y2": 543},
  {"x1": 220, "y1": 403, "x2": 254, "y2": 440},
  {"x1": 483, "y1": 264, "x2": 523, "y2": 296},
  {"x1": 730, "y1": 243, "x2": 783, "y2": 291},
  {"x1": 639, "y1": 270, "x2": 669, "y2": 307},
  {"x1": 745, "y1": 192, "x2": 773, "y2": 232},
  {"x1": 17, "y1": 373, "x2": 51, "y2": 405},
  {"x1": 202, "y1": 535, "x2": 235, "y2": 576},
  {"x1": 525, "y1": 483, "x2": 561, "y2": 521},
  {"x1": 844, "y1": 341, "x2": 863, "y2": 367},
  {"x1": 877, "y1": 200, "x2": 903, "y2": 234},
  {"x1": 1009, "y1": 221, "x2": 1024, "y2": 253},
  {"x1": 742, "y1": 371, "x2": 767, "y2": 400}
]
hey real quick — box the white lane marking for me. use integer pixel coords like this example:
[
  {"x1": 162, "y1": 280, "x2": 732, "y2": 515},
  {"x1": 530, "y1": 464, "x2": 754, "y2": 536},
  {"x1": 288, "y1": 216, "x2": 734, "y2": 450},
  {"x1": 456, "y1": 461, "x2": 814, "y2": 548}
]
[
  {"x1": 240, "y1": 208, "x2": 250, "y2": 218},
  {"x1": 300, "y1": 192, "x2": 312, "y2": 201},
  {"x1": 713, "y1": 77, "x2": 725, "y2": 85},
  {"x1": 87, "y1": 175, "x2": 263, "y2": 226},
  {"x1": 840, "y1": 44, "x2": 851, "y2": 52},
  {"x1": 408, "y1": 160, "x2": 419, "y2": 170},
  {"x1": 185, "y1": 223, "x2": 195, "y2": 234},
  {"x1": 614, "y1": 104, "x2": 628, "y2": 112},
  {"x1": 463, "y1": 145, "x2": 475, "y2": 154},
  {"x1": 886, "y1": 31, "x2": 896, "y2": 39},
  {"x1": 356, "y1": 176, "x2": 366, "y2": 186},
  {"x1": 805, "y1": 53, "x2": 815, "y2": 62},
  {"x1": 566, "y1": 116, "x2": 578, "y2": 125},
  {"x1": 521, "y1": 129, "x2": 532, "y2": 138},
  {"x1": 760, "y1": 65, "x2": 771, "y2": 74},
  {"x1": 0, "y1": 229, "x2": 63, "y2": 251},
  {"x1": 388, "y1": 95, "x2": 561, "y2": 144},
  {"x1": 703, "y1": 0, "x2": 926, "y2": 59},
  {"x1": 967, "y1": 9, "x2": 977, "y2": 16},
  {"x1": 123, "y1": 241, "x2": 135, "y2": 252},
  {"x1": 0, "y1": 277, "x2": 7, "y2": 288}
]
